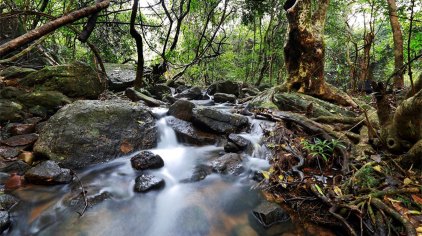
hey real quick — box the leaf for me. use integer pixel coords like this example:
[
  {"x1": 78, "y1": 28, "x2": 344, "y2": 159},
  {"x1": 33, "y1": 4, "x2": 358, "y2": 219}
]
[
  {"x1": 373, "y1": 165, "x2": 382, "y2": 173},
  {"x1": 408, "y1": 210, "x2": 421, "y2": 215},
  {"x1": 315, "y1": 184, "x2": 325, "y2": 196},
  {"x1": 262, "y1": 171, "x2": 270, "y2": 179},
  {"x1": 416, "y1": 226, "x2": 422, "y2": 233},
  {"x1": 403, "y1": 178, "x2": 412, "y2": 185},
  {"x1": 411, "y1": 194, "x2": 422, "y2": 205},
  {"x1": 120, "y1": 140, "x2": 133, "y2": 154},
  {"x1": 278, "y1": 175, "x2": 284, "y2": 181},
  {"x1": 333, "y1": 186, "x2": 343, "y2": 196}
]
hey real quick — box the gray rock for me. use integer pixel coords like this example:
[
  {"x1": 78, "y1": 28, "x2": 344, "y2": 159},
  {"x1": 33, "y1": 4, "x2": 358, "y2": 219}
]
[
  {"x1": 17, "y1": 90, "x2": 71, "y2": 111},
  {"x1": 207, "y1": 81, "x2": 241, "y2": 97},
  {"x1": 175, "y1": 86, "x2": 202, "y2": 100},
  {"x1": 125, "y1": 88, "x2": 166, "y2": 107},
  {"x1": 165, "y1": 117, "x2": 218, "y2": 145},
  {"x1": 33, "y1": 100, "x2": 157, "y2": 169},
  {"x1": 175, "y1": 85, "x2": 189, "y2": 93},
  {"x1": 25, "y1": 160, "x2": 72, "y2": 185},
  {"x1": 0, "y1": 194, "x2": 19, "y2": 210},
  {"x1": 0, "y1": 66, "x2": 36, "y2": 79},
  {"x1": 168, "y1": 100, "x2": 195, "y2": 121},
  {"x1": 224, "y1": 142, "x2": 240, "y2": 153},
  {"x1": 252, "y1": 201, "x2": 290, "y2": 227},
  {"x1": 1, "y1": 133, "x2": 38, "y2": 147},
  {"x1": 242, "y1": 87, "x2": 260, "y2": 96},
  {"x1": 134, "y1": 174, "x2": 165, "y2": 192},
  {"x1": 0, "y1": 99, "x2": 23, "y2": 122},
  {"x1": 20, "y1": 62, "x2": 104, "y2": 99},
  {"x1": 105, "y1": 63, "x2": 135, "y2": 91},
  {"x1": 148, "y1": 84, "x2": 172, "y2": 100},
  {"x1": 0, "y1": 146, "x2": 20, "y2": 159},
  {"x1": 228, "y1": 134, "x2": 251, "y2": 150},
  {"x1": 214, "y1": 93, "x2": 237, "y2": 103},
  {"x1": 131, "y1": 151, "x2": 164, "y2": 170},
  {"x1": 0, "y1": 211, "x2": 10, "y2": 233},
  {"x1": 0, "y1": 160, "x2": 31, "y2": 175},
  {"x1": 192, "y1": 107, "x2": 249, "y2": 134},
  {"x1": 211, "y1": 153, "x2": 244, "y2": 175}
]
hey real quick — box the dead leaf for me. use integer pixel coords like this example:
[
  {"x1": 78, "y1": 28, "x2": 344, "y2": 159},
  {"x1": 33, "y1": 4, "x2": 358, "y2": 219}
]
[
  {"x1": 333, "y1": 186, "x2": 342, "y2": 196},
  {"x1": 120, "y1": 140, "x2": 133, "y2": 154},
  {"x1": 404, "y1": 177, "x2": 412, "y2": 185},
  {"x1": 412, "y1": 195, "x2": 422, "y2": 205},
  {"x1": 373, "y1": 165, "x2": 382, "y2": 173}
]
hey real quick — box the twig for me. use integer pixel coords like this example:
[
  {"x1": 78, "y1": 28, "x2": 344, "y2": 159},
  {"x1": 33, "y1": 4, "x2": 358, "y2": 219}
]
[{"x1": 71, "y1": 170, "x2": 88, "y2": 217}]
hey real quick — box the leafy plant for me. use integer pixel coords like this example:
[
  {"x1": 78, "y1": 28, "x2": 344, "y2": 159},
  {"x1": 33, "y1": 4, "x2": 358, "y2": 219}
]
[{"x1": 301, "y1": 138, "x2": 346, "y2": 162}]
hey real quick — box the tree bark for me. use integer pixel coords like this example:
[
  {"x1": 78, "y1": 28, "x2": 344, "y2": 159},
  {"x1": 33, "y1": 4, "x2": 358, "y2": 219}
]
[
  {"x1": 0, "y1": 0, "x2": 111, "y2": 57},
  {"x1": 130, "y1": 0, "x2": 144, "y2": 89},
  {"x1": 386, "y1": 0, "x2": 404, "y2": 89}
]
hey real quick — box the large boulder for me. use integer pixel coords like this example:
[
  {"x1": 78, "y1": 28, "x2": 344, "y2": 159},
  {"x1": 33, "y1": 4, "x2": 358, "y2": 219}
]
[
  {"x1": 192, "y1": 107, "x2": 249, "y2": 134},
  {"x1": 104, "y1": 63, "x2": 135, "y2": 91},
  {"x1": 213, "y1": 93, "x2": 236, "y2": 103},
  {"x1": 133, "y1": 174, "x2": 165, "y2": 192},
  {"x1": 25, "y1": 160, "x2": 72, "y2": 185},
  {"x1": 0, "y1": 99, "x2": 23, "y2": 122},
  {"x1": 33, "y1": 100, "x2": 157, "y2": 169},
  {"x1": 252, "y1": 201, "x2": 290, "y2": 227},
  {"x1": 207, "y1": 81, "x2": 241, "y2": 97},
  {"x1": 130, "y1": 151, "x2": 164, "y2": 170},
  {"x1": 0, "y1": 66, "x2": 36, "y2": 79},
  {"x1": 168, "y1": 100, "x2": 195, "y2": 121},
  {"x1": 175, "y1": 86, "x2": 202, "y2": 100},
  {"x1": 165, "y1": 117, "x2": 218, "y2": 145},
  {"x1": 20, "y1": 62, "x2": 104, "y2": 99},
  {"x1": 17, "y1": 90, "x2": 71, "y2": 111}
]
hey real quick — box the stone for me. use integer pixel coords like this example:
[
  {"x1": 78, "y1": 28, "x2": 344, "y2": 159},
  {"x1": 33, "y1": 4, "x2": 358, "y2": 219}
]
[
  {"x1": 0, "y1": 194, "x2": 19, "y2": 211},
  {"x1": 175, "y1": 85, "x2": 189, "y2": 93},
  {"x1": 175, "y1": 86, "x2": 203, "y2": 100},
  {"x1": 242, "y1": 87, "x2": 260, "y2": 97},
  {"x1": 105, "y1": 63, "x2": 136, "y2": 91},
  {"x1": 168, "y1": 100, "x2": 195, "y2": 121},
  {"x1": 224, "y1": 142, "x2": 240, "y2": 153},
  {"x1": 25, "y1": 160, "x2": 72, "y2": 185},
  {"x1": 192, "y1": 107, "x2": 249, "y2": 134},
  {"x1": 20, "y1": 62, "x2": 104, "y2": 99},
  {"x1": 17, "y1": 90, "x2": 71, "y2": 111},
  {"x1": 0, "y1": 66, "x2": 36, "y2": 79},
  {"x1": 211, "y1": 153, "x2": 244, "y2": 175},
  {"x1": 4, "y1": 173, "x2": 23, "y2": 190},
  {"x1": 0, "y1": 87, "x2": 22, "y2": 99},
  {"x1": 207, "y1": 81, "x2": 241, "y2": 97},
  {"x1": 33, "y1": 100, "x2": 157, "y2": 169},
  {"x1": 9, "y1": 124, "x2": 35, "y2": 135},
  {"x1": 0, "y1": 146, "x2": 20, "y2": 159},
  {"x1": 148, "y1": 84, "x2": 172, "y2": 100},
  {"x1": 228, "y1": 133, "x2": 251, "y2": 150},
  {"x1": 165, "y1": 117, "x2": 218, "y2": 145},
  {"x1": 133, "y1": 174, "x2": 165, "y2": 192},
  {"x1": 0, "y1": 211, "x2": 10, "y2": 233},
  {"x1": 1, "y1": 133, "x2": 38, "y2": 147},
  {"x1": 0, "y1": 99, "x2": 23, "y2": 122},
  {"x1": 252, "y1": 201, "x2": 290, "y2": 227},
  {"x1": 125, "y1": 88, "x2": 166, "y2": 107},
  {"x1": 0, "y1": 161, "x2": 30, "y2": 175},
  {"x1": 181, "y1": 165, "x2": 212, "y2": 183},
  {"x1": 214, "y1": 93, "x2": 237, "y2": 103},
  {"x1": 130, "y1": 151, "x2": 164, "y2": 170}
]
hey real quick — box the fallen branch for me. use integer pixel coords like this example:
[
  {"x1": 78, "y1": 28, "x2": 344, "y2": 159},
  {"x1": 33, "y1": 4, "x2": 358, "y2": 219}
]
[{"x1": 71, "y1": 170, "x2": 88, "y2": 217}]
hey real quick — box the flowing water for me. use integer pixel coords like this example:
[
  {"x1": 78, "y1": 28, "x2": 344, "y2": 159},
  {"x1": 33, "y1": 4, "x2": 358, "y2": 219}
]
[{"x1": 7, "y1": 105, "x2": 312, "y2": 236}]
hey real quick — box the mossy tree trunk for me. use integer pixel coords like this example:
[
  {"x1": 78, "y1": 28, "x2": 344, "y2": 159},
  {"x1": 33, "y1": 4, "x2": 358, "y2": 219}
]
[{"x1": 282, "y1": 0, "x2": 355, "y2": 107}]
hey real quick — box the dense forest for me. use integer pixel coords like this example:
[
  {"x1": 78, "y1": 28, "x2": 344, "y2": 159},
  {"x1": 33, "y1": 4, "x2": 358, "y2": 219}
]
[{"x1": 0, "y1": 0, "x2": 421, "y2": 235}]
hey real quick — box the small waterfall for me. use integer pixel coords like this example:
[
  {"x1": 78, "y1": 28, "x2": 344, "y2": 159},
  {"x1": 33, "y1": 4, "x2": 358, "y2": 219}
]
[{"x1": 156, "y1": 117, "x2": 178, "y2": 148}]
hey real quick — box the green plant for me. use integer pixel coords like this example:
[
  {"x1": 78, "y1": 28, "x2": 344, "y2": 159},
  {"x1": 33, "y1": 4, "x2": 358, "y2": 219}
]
[{"x1": 301, "y1": 138, "x2": 346, "y2": 162}]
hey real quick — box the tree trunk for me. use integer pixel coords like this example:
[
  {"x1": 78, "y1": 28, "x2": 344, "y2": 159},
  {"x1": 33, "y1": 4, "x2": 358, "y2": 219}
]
[
  {"x1": 387, "y1": 0, "x2": 404, "y2": 89},
  {"x1": 0, "y1": 0, "x2": 110, "y2": 57},
  {"x1": 359, "y1": 32, "x2": 374, "y2": 89},
  {"x1": 282, "y1": 0, "x2": 356, "y2": 106},
  {"x1": 130, "y1": 0, "x2": 144, "y2": 89}
]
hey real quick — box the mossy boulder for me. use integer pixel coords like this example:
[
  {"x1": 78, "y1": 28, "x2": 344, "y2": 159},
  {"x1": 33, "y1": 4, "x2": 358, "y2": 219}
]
[
  {"x1": 0, "y1": 99, "x2": 23, "y2": 122},
  {"x1": 33, "y1": 100, "x2": 157, "y2": 169},
  {"x1": 17, "y1": 90, "x2": 71, "y2": 111},
  {"x1": 20, "y1": 62, "x2": 104, "y2": 99},
  {"x1": 0, "y1": 66, "x2": 36, "y2": 79},
  {"x1": 207, "y1": 80, "x2": 242, "y2": 97}
]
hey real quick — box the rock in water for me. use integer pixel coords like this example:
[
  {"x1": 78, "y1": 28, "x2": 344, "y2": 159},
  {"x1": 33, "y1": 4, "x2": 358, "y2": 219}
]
[
  {"x1": 207, "y1": 81, "x2": 241, "y2": 97},
  {"x1": 228, "y1": 133, "x2": 251, "y2": 150},
  {"x1": 0, "y1": 194, "x2": 18, "y2": 211},
  {"x1": 168, "y1": 100, "x2": 195, "y2": 121},
  {"x1": 25, "y1": 160, "x2": 72, "y2": 185},
  {"x1": 134, "y1": 174, "x2": 165, "y2": 192},
  {"x1": 33, "y1": 100, "x2": 157, "y2": 169},
  {"x1": 165, "y1": 117, "x2": 218, "y2": 145},
  {"x1": 131, "y1": 151, "x2": 164, "y2": 170},
  {"x1": 213, "y1": 93, "x2": 237, "y2": 103},
  {"x1": 174, "y1": 86, "x2": 202, "y2": 100},
  {"x1": 252, "y1": 201, "x2": 290, "y2": 227},
  {"x1": 0, "y1": 211, "x2": 10, "y2": 233},
  {"x1": 192, "y1": 107, "x2": 249, "y2": 134},
  {"x1": 211, "y1": 153, "x2": 244, "y2": 175}
]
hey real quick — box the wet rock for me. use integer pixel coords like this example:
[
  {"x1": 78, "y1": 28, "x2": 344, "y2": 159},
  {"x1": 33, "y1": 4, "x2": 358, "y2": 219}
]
[
  {"x1": 0, "y1": 66, "x2": 36, "y2": 79},
  {"x1": 0, "y1": 146, "x2": 20, "y2": 159},
  {"x1": 1, "y1": 133, "x2": 38, "y2": 147},
  {"x1": 25, "y1": 160, "x2": 72, "y2": 185},
  {"x1": 242, "y1": 87, "x2": 260, "y2": 97},
  {"x1": 0, "y1": 99, "x2": 23, "y2": 122},
  {"x1": 148, "y1": 84, "x2": 172, "y2": 100},
  {"x1": 0, "y1": 211, "x2": 10, "y2": 233},
  {"x1": 175, "y1": 86, "x2": 202, "y2": 100},
  {"x1": 252, "y1": 201, "x2": 290, "y2": 227},
  {"x1": 181, "y1": 165, "x2": 212, "y2": 183},
  {"x1": 17, "y1": 90, "x2": 71, "y2": 111},
  {"x1": 33, "y1": 100, "x2": 157, "y2": 169},
  {"x1": 105, "y1": 63, "x2": 135, "y2": 91},
  {"x1": 207, "y1": 81, "x2": 241, "y2": 97},
  {"x1": 166, "y1": 117, "x2": 218, "y2": 145},
  {"x1": 0, "y1": 87, "x2": 22, "y2": 99},
  {"x1": 224, "y1": 142, "x2": 240, "y2": 153},
  {"x1": 211, "y1": 153, "x2": 244, "y2": 175},
  {"x1": 130, "y1": 151, "x2": 164, "y2": 170},
  {"x1": 175, "y1": 85, "x2": 189, "y2": 93},
  {"x1": 0, "y1": 194, "x2": 19, "y2": 210},
  {"x1": 125, "y1": 88, "x2": 166, "y2": 107},
  {"x1": 20, "y1": 62, "x2": 104, "y2": 99},
  {"x1": 176, "y1": 206, "x2": 209, "y2": 236},
  {"x1": 168, "y1": 100, "x2": 195, "y2": 121},
  {"x1": 9, "y1": 124, "x2": 35, "y2": 135},
  {"x1": 192, "y1": 107, "x2": 249, "y2": 134},
  {"x1": 0, "y1": 161, "x2": 30, "y2": 175},
  {"x1": 134, "y1": 174, "x2": 165, "y2": 192},
  {"x1": 4, "y1": 173, "x2": 23, "y2": 190},
  {"x1": 214, "y1": 93, "x2": 237, "y2": 103},
  {"x1": 228, "y1": 133, "x2": 251, "y2": 150}
]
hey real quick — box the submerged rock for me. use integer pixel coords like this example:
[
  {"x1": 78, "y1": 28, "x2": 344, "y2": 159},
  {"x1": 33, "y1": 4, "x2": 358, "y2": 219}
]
[
  {"x1": 252, "y1": 201, "x2": 290, "y2": 227},
  {"x1": 192, "y1": 107, "x2": 249, "y2": 134},
  {"x1": 33, "y1": 100, "x2": 157, "y2": 169},
  {"x1": 228, "y1": 134, "x2": 251, "y2": 150},
  {"x1": 131, "y1": 151, "x2": 164, "y2": 170},
  {"x1": 166, "y1": 117, "x2": 218, "y2": 145},
  {"x1": 0, "y1": 211, "x2": 10, "y2": 233},
  {"x1": 134, "y1": 174, "x2": 165, "y2": 192},
  {"x1": 224, "y1": 142, "x2": 240, "y2": 153},
  {"x1": 168, "y1": 100, "x2": 195, "y2": 121},
  {"x1": 211, "y1": 153, "x2": 244, "y2": 175},
  {"x1": 0, "y1": 194, "x2": 19, "y2": 211},
  {"x1": 214, "y1": 93, "x2": 237, "y2": 103},
  {"x1": 25, "y1": 160, "x2": 72, "y2": 185}
]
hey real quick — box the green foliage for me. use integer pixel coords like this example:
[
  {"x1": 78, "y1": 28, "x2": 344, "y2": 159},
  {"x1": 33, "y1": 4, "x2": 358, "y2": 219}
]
[{"x1": 301, "y1": 138, "x2": 346, "y2": 162}]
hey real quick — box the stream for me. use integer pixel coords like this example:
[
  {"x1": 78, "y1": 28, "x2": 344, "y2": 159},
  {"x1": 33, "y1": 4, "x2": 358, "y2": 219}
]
[{"x1": 8, "y1": 104, "x2": 305, "y2": 236}]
